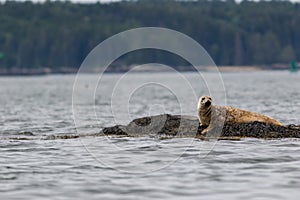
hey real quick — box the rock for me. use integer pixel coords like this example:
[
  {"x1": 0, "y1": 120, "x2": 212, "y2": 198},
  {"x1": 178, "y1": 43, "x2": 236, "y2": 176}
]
[
  {"x1": 101, "y1": 114, "x2": 300, "y2": 139},
  {"x1": 221, "y1": 121, "x2": 300, "y2": 138},
  {"x1": 102, "y1": 125, "x2": 129, "y2": 136}
]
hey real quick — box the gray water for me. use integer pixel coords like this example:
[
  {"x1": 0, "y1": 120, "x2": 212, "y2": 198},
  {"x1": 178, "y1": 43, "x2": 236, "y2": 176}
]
[{"x1": 1, "y1": 71, "x2": 300, "y2": 199}]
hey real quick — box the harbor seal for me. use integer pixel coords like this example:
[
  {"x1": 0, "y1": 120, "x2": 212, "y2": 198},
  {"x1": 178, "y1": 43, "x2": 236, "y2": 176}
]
[{"x1": 197, "y1": 95, "x2": 283, "y2": 134}]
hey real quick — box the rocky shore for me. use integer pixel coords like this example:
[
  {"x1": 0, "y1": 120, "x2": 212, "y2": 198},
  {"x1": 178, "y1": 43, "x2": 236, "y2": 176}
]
[{"x1": 101, "y1": 114, "x2": 300, "y2": 140}]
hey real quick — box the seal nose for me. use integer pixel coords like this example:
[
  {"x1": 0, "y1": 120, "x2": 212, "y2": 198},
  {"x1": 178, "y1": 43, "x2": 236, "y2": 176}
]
[{"x1": 205, "y1": 101, "x2": 211, "y2": 106}]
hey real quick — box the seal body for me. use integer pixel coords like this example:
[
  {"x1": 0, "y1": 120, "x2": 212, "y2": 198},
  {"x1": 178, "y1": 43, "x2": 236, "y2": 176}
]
[
  {"x1": 197, "y1": 95, "x2": 213, "y2": 127},
  {"x1": 224, "y1": 106, "x2": 282, "y2": 126},
  {"x1": 197, "y1": 95, "x2": 283, "y2": 134}
]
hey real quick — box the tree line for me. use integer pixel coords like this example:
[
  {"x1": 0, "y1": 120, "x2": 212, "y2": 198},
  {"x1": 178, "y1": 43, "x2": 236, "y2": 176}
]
[{"x1": 0, "y1": 0, "x2": 299, "y2": 70}]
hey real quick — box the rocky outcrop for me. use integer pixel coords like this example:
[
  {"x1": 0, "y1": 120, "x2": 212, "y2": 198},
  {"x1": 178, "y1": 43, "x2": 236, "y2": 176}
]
[{"x1": 101, "y1": 114, "x2": 300, "y2": 139}]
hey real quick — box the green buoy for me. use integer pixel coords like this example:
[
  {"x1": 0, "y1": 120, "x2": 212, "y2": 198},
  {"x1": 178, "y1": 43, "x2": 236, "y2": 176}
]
[
  {"x1": 0, "y1": 52, "x2": 3, "y2": 60},
  {"x1": 290, "y1": 61, "x2": 297, "y2": 73}
]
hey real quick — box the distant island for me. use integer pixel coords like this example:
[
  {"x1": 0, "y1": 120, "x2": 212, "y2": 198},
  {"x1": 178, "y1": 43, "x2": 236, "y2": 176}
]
[
  {"x1": 0, "y1": 0, "x2": 299, "y2": 74},
  {"x1": 0, "y1": 64, "x2": 298, "y2": 76}
]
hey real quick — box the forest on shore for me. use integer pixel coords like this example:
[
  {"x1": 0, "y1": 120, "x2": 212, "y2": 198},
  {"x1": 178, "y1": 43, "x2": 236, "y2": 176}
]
[{"x1": 0, "y1": 0, "x2": 299, "y2": 72}]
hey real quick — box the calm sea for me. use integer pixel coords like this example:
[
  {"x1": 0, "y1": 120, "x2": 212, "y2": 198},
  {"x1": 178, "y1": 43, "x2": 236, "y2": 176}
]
[{"x1": 1, "y1": 71, "x2": 300, "y2": 200}]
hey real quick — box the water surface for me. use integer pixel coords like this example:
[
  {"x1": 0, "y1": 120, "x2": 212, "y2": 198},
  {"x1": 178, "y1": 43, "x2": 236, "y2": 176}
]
[{"x1": 1, "y1": 71, "x2": 300, "y2": 199}]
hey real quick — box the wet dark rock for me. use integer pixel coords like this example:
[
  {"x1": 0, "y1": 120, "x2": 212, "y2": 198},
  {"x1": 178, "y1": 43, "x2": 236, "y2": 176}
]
[
  {"x1": 17, "y1": 131, "x2": 35, "y2": 136},
  {"x1": 102, "y1": 114, "x2": 200, "y2": 138},
  {"x1": 221, "y1": 121, "x2": 300, "y2": 138},
  {"x1": 45, "y1": 134, "x2": 80, "y2": 140},
  {"x1": 102, "y1": 125, "x2": 129, "y2": 136},
  {"x1": 101, "y1": 114, "x2": 300, "y2": 139}
]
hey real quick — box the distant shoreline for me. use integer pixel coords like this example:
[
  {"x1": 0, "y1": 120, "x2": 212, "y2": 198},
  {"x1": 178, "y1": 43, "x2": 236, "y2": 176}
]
[{"x1": 0, "y1": 64, "x2": 297, "y2": 76}]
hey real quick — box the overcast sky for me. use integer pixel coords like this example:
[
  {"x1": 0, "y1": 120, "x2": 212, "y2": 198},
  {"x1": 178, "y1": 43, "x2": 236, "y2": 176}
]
[{"x1": 0, "y1": 0, "x2": 300, "y2": 3}]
